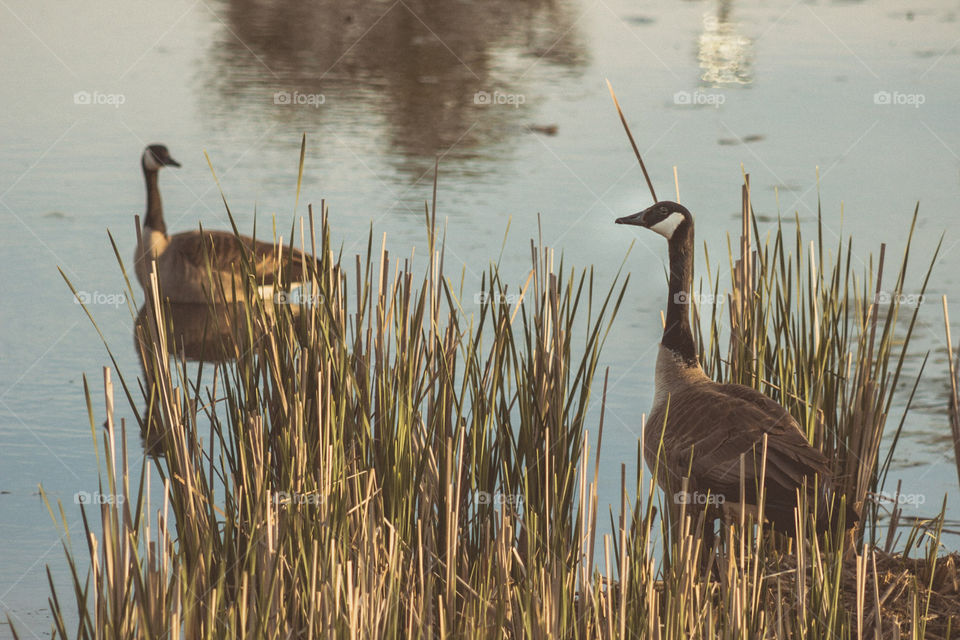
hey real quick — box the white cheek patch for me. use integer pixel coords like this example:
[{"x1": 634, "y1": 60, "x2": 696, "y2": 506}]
[
  {"x1": 649, "y1": 212, "x2": 685, "y2": 239},
  {"x1": 142, "y1": 150, "x2": 161, "y2": 171}
]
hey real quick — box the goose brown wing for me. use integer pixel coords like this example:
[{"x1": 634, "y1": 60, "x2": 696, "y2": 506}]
[
  {"x1": 170, "y1": 230, "x2": 318, "y2": 286},
  {"x1": 650, "y1": 383, "x2": 830, "y2": 508}
]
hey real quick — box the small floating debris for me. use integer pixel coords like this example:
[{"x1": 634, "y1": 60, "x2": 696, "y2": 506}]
[
  {"x1": 527, "y1": 124, "x2": 558, "y2": 136},
  {"x1": 623, "y1": 15, "x2": 655, "y2": 26},
  {"x1": 43, "y1": 211, "x2": 69, "y2": 219},
  {"x1": 718, "y1": 134, "x2": 765, "y2": 146},
  {"x1": 729, "y1": 210, "x2": 805, "y2": 223}
]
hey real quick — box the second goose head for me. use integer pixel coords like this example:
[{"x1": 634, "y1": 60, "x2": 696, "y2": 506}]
[
  {"x1": 615, "y1": 200, "x2": 692, "y2": 240},
  {"x1": 142, "y1": 144, "x2": 181, "y2": 172}
]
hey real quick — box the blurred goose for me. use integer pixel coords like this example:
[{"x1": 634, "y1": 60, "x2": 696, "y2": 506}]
[
  {"x1": 616, "y1": 201, "x2": 856, "y2": 534},
  {"x1": 133, "y1": 144, "x2": 318, "y2": 303}
]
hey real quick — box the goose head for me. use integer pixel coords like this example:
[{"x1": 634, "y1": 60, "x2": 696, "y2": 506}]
[
  {"x1": 141, "y1": 144, "x2": 181, "y2": 172},
  {"x1": 615, "y1": 201, "x2": 692, "y2": 240}
]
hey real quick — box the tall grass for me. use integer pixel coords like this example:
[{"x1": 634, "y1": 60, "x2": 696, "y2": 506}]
[
  {"x1": 29, "y1": 165, "x2": 960, "y2": 639},
  {"x1": 694, "y1": 177, "x2": 941, "y2": 543}
]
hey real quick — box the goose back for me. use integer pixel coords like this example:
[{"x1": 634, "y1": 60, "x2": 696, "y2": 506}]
[
  {"x1": 645, "y1": 345, "x2": 837, "y2": 531},
  {"x1": 135, "y1": 229, "x2": 319, "y2": 303}
]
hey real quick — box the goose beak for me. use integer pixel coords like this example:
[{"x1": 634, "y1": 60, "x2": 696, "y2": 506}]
[
  {"x1": 165, "y1": 157, "x2": 181, "y2": 168},
  {"x1": 615, "y1": 210, "x2": 647, "y2": 227}
]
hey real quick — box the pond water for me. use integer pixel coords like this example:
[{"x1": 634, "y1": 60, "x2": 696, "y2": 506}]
[{"x1": 2, "y1": 0, "x2": 960, "y2": 635}]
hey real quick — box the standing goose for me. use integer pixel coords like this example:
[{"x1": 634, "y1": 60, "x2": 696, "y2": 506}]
[
  {"x1": 616, "y1": 201, "x2": 856, "y2": 534},
  {"x1": 134, "y1": 144, "x2": 318, "y2": 303}
]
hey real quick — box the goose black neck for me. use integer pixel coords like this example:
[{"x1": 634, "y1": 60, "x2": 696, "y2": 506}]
[
  {"x1": 663, "y1": 224, "x2": 698, "y2": 366},
  {"x1": 143, "y1": 164, "x2": 166, "y2": 234}
]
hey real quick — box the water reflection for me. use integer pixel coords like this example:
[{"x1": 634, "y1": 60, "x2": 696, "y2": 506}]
[
  {"x1": 199, "y1": 0, "x2": 587, "y2": 175},
  {"x1": 133, "y1": 301, "x2": 260, "y2": 453},
  {"x1": 698, "y1": 0, "x2": 753, "y2": 85},
  {"x1": 134, "y1": 301, "x2": 253, "y2": 365}
]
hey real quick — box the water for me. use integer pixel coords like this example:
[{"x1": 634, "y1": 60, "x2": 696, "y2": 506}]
[{"x1": 2, "y1": 0, "x2": 960, "y2": 635}]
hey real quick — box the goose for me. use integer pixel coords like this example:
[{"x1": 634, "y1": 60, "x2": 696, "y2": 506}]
[
  {"x1": 616, "y1": 201, "x2": 856, "y2": 535},
  {"x1": 133, "y1": 144, "x2": 318, "y2": 303}
]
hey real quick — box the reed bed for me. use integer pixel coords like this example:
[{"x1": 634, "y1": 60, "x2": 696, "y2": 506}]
[{"x1": 27, "y1": 164, "x2": 960, "y2": 638}]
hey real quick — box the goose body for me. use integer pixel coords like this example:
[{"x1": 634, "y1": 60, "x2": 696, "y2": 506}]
[
  {"x1": 617, "y1": 201, "x2": 854, "y2": 533},
  {"x1": 133, "y1": 144, "x2": 317, "y2": 303}
]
